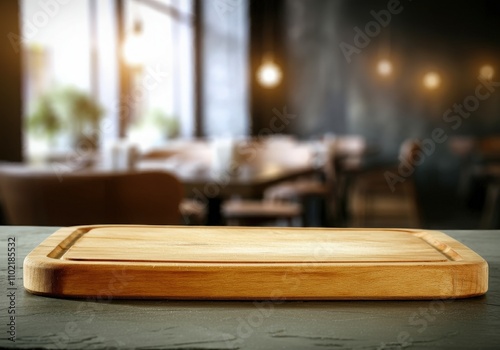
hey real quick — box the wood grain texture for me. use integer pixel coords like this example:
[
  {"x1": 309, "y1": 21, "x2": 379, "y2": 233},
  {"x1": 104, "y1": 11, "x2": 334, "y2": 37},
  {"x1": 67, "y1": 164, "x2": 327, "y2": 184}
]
[
  {"x1": 3, "y1": 227, "x2": 499, "y2": 349},
  {"x1": 23, "y1": 226, "x2": 488, "y2": 300}
]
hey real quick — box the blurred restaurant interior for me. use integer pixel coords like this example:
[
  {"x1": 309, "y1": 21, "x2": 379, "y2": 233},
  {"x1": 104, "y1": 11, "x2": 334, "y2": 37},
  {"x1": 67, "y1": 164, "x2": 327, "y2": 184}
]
[{"x1": 1, "y1": 0, "x2": 500, "y2": 229}]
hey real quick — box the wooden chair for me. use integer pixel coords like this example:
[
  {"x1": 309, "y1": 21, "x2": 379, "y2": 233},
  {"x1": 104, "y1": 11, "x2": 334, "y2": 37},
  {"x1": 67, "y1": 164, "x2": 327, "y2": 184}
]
[
  {"x1": 220, "y1": 139, "x2": 307, "y2": 226},
  {"x1": 263, "y1": 138, "x2": 338, "y2": 226},
  {"x1": 139, "y1": 141, "x2": 212, "y2": 225},
  {"x1": 476, "y1": 137, "x2": 500, "y2": 163},
  {"x1": 347, "y1": 139, "x2": 423, "y2": 228},
  {"x1": 222, "y1": 199, "x2": 302, "y2": 226},
  {"x1": 0, "y1": 167, "x2": 183, "y2": 226},
  {"x1": 179, "y1": 198, "x2": 207, "y2": 225}
]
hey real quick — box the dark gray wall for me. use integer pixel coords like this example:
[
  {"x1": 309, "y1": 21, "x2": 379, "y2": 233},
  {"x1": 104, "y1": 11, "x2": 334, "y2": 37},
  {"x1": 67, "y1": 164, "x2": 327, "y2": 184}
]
[
  {"x1": 285, "y1": 0, "x2": 348, "y2": 138},
  {"x1": 0, "y1": 0, "x2": 23, "y2": 162},
  {"x1": 284, "y1": 0, "x2": 500, "y2": 156}
]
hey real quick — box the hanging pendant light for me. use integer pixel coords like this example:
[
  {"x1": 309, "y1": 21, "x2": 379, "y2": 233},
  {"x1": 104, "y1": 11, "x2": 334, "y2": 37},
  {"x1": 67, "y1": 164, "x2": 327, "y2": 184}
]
[
  {"x1": 123, "y1": 19, "x2": 145, "y2": 67},
  {"x1": 480, "y1": 64, "x2": 494, "y2": 80},
  {"x1": 257, "y1": 53, "x2": 282, "y2": 88},
  {"x1": 256, "y1": 1, "x2": 282, "y2": 89},
  {"x1": 377, "y1": 59, "x2": 393, "y2": 77},
  {"x1": 376, "y1": 30, "x2": 393, "y2": 78},
  {"x1": 423, "y1": 71, "x2": 441, "y2": 90}
]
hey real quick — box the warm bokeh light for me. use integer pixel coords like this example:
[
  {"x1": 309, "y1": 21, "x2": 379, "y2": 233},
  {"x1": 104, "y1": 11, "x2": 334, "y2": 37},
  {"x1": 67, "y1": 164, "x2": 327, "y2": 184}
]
[
  {"x1": 377, "y1": 59, "x2": 393, "y2": 76},
  {"x1": 480, "y1": 65, "x2": 494, "y2": 80},
  {"x1": 123, "y1": 22, "x2": 145, "y2": 67},
  {"x1": 257, "y1": 59, "x2": 282, "y2": 88},
  {"x1": 423, "y1": 72, "x2": 441, "y2": 90}
]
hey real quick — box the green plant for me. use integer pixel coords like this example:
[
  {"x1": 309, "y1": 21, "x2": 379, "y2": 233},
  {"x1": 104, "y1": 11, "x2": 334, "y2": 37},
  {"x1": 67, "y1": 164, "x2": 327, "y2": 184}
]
[
  {"x1": 27, "y1": 95, "x2": 61, "y2": 143},
  {"x1": 55, "y1": 87, "x2": 103, "y2": 132},
  {"x1": 134, "y1": 109, "x2": 180, "y2": 139},
  {"x1": 27, "y1": 86, "x2": 104, "y2": 147}
]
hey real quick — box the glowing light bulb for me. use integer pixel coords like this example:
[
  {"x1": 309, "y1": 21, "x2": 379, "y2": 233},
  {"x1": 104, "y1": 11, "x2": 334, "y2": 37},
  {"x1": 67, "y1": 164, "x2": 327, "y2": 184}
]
[
  {"x1": 123, "y1": 22, "x2": 145, "y2": 67},
  {"x1": 423, "y1": 72, "x2": 441, "y2": 90},
  {"x1": 480, "y1": 65, "x2": 494, "y2": 80},
  {"x1": 377, "y1": 59, "x2": 393, "y2": 76},
  {"x1": 257, "y1": 58, "x2": 282, "y2": 88}
]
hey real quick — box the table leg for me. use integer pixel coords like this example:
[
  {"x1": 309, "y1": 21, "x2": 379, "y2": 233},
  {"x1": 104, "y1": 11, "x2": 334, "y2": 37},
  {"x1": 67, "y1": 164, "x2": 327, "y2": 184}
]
[
  {"x1": 206, "y1": 197, "x2": 223, "y2": 226},
  {"x1": 481, "y1": 182, "x2": 500, "y2": 229}
]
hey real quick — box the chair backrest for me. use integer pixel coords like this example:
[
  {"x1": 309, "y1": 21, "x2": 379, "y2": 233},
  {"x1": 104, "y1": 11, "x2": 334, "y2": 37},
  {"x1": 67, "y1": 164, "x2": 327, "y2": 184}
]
[
  {"x1": 477, "y1": 137, "x2": 500, "y2": 160},
  {"x1": 399, "y1": 139, "x2": 422, "y2": 166},
  {"x1": 250, "y1": 140, "x2": 313, "y2": 169},
  {"x1": 0, "y1": 167, "x2": 183, "y2": 226},
  {"x1": 335, "y1": 136, "x2": 366, "y2": 157}
]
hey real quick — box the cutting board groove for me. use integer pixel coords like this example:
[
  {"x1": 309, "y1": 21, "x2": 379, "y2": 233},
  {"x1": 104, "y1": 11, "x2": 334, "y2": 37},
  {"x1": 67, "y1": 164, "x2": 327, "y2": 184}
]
[{"x1": 24, "y1": 226, "x2": 488, "y2": 300}]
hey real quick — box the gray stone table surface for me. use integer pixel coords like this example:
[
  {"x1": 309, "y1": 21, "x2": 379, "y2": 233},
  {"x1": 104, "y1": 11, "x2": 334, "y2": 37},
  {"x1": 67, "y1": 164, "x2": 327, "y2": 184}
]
[{"x1": 0, "y1": 226, "x2": 499, "y2": 350}]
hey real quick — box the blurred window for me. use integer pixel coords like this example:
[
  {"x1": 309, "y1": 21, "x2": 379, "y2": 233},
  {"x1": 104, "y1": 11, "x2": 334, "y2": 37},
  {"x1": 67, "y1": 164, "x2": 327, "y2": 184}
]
[
  {"x1": 202, "y1": 0, "x2": 249, "y2": 137},
  {"x1": 20, "y1": 0, "x2": 195, "y2": 160},
  {"x1": 125, "y1": 0, "x2": 194, "y2": 147},
  {"x1": 21, "y1": 0, "x2": 94, "y2": 159}
]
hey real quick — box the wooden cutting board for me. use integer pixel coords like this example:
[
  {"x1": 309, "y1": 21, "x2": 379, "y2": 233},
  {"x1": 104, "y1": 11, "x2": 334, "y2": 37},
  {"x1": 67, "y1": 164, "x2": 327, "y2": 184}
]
[{"x1": 23, "y1": 225, "x2": 488, "y2": 300}]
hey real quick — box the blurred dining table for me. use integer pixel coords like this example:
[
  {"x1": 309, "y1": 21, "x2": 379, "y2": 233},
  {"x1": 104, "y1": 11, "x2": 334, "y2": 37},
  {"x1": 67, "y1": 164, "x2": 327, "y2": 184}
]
[
  {"x1": 119, "y1": 138, "x2": 321, "y2": 225},
  {"x1": 0, "y1": 139, "x2": 320, "y2": 226},
  {"x1": 136, "y1": 157, "x2": 318, "y2": 225}
]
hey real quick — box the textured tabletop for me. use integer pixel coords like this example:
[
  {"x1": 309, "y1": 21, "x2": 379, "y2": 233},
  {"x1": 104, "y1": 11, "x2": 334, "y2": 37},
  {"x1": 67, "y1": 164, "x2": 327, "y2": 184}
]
[{"x1": 1, "y1": 226, "x2": 499, "y2": 349}]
